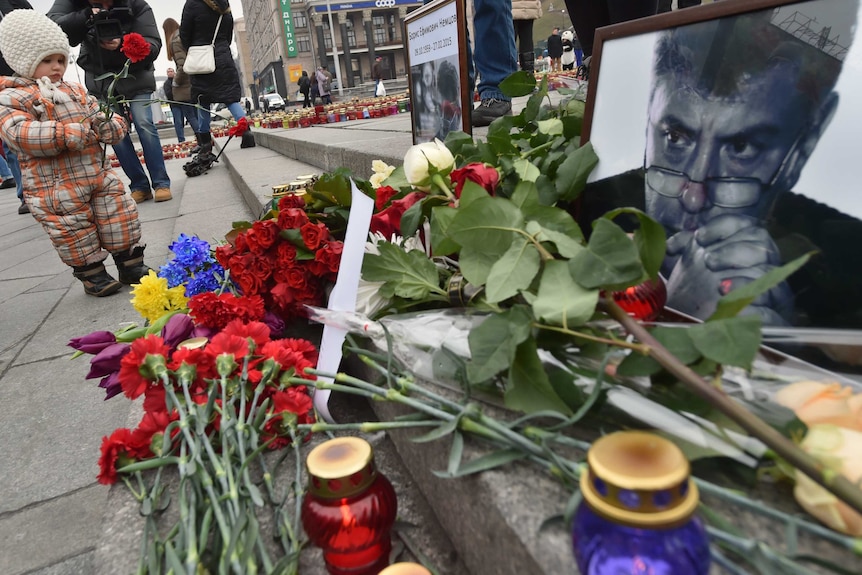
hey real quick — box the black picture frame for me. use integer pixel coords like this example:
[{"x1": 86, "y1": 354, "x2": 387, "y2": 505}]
[
  {"x1": 579, "y1": 0, "x2": 862, "y2": 372},
  {"x1": 404, "y1": 0, "x2": 471, "y2": 144}
]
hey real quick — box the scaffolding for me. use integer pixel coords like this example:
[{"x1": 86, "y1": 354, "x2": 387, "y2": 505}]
[{"x1": 774, "y1": 10, "x2": 850, "y2": 60}]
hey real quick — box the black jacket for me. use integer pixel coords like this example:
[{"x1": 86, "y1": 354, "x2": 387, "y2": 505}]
[
  {"x1": 297, "y1": 74, "x2": 310, "y2": 95},
  {"x1": 547, "y1": 33, "x2": 563, "y2": 58},
  {"x1": 0, "y1": 0, "x2": 34, "y2": 76},
  {"x1": 48, "y1": 0, "x2": 161, "y2": 99},
  {"x1": 180, "y1": 0, "x2": 240, "y2": 107}
]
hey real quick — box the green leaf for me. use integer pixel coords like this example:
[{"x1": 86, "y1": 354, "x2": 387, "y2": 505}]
[
  {"x1": 710, "y1": 253, "x2": 813, "y2": 320},
  {"x1": 553, "y1": 142, "x2": 599, "y2": 202},
  {"x1": 512, "y1": 158, "x2": 541, "y2": 183},
  {"x1": 484, "y1": 238, "x2": 541, "y2": 303},
  {"x1": 459, "y1": 244, "x2": 504, "y2": 286},
  {"x1": 466, "y1": 305, "x2": 533, "y2": 383},
  {"x1": 688, "y1": 315, "x2": 762, "y2": 369},
  {"x1": 362, "y1": 242, "x2": 441, "y2": 300},
  {"x1": 569, "y1": 218, "x2": 644, "y2": 289},
  {"x1": 523, "y1": 205, "x2": 584, "y2": 256},
  {"x1": 433, "y1": 449, "x2": 525, "y2": 478},
  {"x1": 505, "y1": 337, "x2": 573, "y2": 415},
  {"x1": 459, "y1": 179, "x2": 491, "y2": 207},
  {"x1": 605, "y1": 207, "x2": 666, "y2": 279},
  {"x1": 381, "y1": 164, "x2": 409, "y2": 191},
  {"x1": 446, "y1": 196, "x2": 523, "y2": 251},
  {"x1": 531, "y1": 260, "x2": 598, "y2": 327},
  {"x1": 617, "y1": 325, "x2": 702, "y2": 376},
  {"x1": 313, "y1": 171, "x2": 353, "y2": 205},
  {"x1": 430, "y1": 206, "x2": 460, "y2": 256},
  {"x1": 524, "y1": 90, "x2": 543, "y2": 123},
  {"x1": 412, "y1": 416, "x2": 459, "y2": 443},
  {"x1": 399, "y1": 198, "x2": 425, "y2": 239},
  {"x1": 510, "y1": 181, "x2": 540, "y2": 210},
  {"x1": 447, "y1": 431, "x2": 464, "y2": 475},
  {"x1": 537, "y1": 118, "x2": 564, "y2": 136},
  {"x1": 499, "y1": 70, "x2": 536, "y2": 98}
]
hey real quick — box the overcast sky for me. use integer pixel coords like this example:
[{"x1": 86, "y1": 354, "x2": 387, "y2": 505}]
[{"x1": 29, "y1": 0, "x2": 244, "y2": 81}]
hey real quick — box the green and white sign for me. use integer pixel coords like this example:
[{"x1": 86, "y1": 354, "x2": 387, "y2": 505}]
[{"x1": 281, "y1": 0, "x2": 297, "y2": 57}]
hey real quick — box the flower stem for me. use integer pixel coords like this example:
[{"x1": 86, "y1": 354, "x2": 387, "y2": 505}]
[
  {"x1": 431, "y1": 173, "x2": 454, "y2": 199},
  {"x1": 533, "y1": 322, "x2": 651, "y2": 353},
  {"x1": 602, "y1": 296, "x2": 862, "y2": 517}
]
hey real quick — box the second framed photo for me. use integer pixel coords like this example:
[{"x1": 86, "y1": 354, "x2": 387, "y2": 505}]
[{"x1": 404, "y1": 0, "x2": 471, "y2": 144}]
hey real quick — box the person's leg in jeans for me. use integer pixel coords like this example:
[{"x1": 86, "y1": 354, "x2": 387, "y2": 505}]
[
  {"x1": 0, "y1": 152, "x2": 13, "y2": 183},
  {"x1": 183, "y1": 103, "x2": 200, "y2": 133},
  {"x1": 170, "y1": 104, "x2": 186, "y2": 142},
  {"x1": 128, "y1": 94, "x2": 171, "y2": 201},
  {"x1": 472, "y1": 0, "x2": 517, "y2": 126},
  {"x1": 112, "y1": 133, "x2": 153, "y2": 202}
]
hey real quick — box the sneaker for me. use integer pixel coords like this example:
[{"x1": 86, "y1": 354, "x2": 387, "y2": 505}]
[
  {"x1": 130, "y1": 189, "x2": 153, "y2": 203},
  {"x1": 471, "y1": 98, "x2": 512, "y2": 127},
  {"x1": 154, "y1": 187, "x2": 172, "y2": 202},
  {"x1": 0, "y1": 178, "x2": 16, "y2": 189},
  {"x1": 17, "y1": 202, "x2": 29, "y2": 214}
]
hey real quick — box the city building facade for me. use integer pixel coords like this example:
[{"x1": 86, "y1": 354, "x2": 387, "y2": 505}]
[{"x1": 238, "y1": 0, "x2": 423, "y2": 106}]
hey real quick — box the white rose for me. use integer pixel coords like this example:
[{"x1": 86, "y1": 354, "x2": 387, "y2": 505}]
[
  {"x1": 370, "y1": 160, "x2": 396, "y2": 189},
  {"x1": 403, "y1": 139, "x2": 455, "y2": 191}
]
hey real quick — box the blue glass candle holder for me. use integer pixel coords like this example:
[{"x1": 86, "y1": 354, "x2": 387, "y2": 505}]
[{"x1": 572, "y1": 431, "x2": 711, "y2": 575}]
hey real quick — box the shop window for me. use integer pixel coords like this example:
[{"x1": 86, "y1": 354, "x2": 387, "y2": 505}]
[
  {"x1": 297, "y1": 35, "x2": 311, "y2": 53},
  {"x1": 293, "y1": 13, "x2": 307, "y2": 28}
]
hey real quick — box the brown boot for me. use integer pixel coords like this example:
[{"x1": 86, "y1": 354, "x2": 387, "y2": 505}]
[
  {"x1": 154, "y1": 187, "x2": 172, "y2": 202},
  {"x1": 72, "y1": 262, "x2": 122, "y2": 297}
]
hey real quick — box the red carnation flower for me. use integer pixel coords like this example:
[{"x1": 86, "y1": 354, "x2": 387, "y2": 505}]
[
  {"x1": 97, "y1": 428, "x2": 151, "y2": 485},
  {"x1": 229, "y1": 117, "x2": 250, "y2": 137},
  {"x1": 222, "y1": 319, "x2": 271, "y2": 349},
  {"x1": 121, "y1": 33, "x2": 151, "y2": 63},
  {"x1": 118, "y1": 335, "x2": 170, "y2": 400},
  {"x1": 449, "y1": 163, "x2": 499, "y2": 198}
]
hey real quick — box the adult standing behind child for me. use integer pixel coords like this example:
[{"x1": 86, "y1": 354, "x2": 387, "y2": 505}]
[
  {"x1": 512, "y1": 0, "x2": 541, "y2": 74},
  {"x1": 0, "y1": 0, "x2": 34, "y2": 215},
  {"x1": 547, "y1": 27, "x2": 563, "y2": 73},
  {"x1": 162, "y1": 18, "x2": 200, "y2": 143},
  {"x1": 180, "y1": 0, "x2": 254, "y2": 177},
  {"x1": 48, "y1": 0, "x2": 173, "y2": 204},
  {"x1": 0, "y1": 10, "x2": 151, "y2": 296}
]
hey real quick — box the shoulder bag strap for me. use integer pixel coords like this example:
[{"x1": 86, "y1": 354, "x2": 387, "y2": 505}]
[{"x1": 210, "y1": 14, "x2": 223, "y2": 46}]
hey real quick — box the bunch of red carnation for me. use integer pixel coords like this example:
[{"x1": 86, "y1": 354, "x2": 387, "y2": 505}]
[
  {"x1": 215, "y1": 195, "x2": 344, "y2": 322},
  {"x1": 97, "y1": 318, "x2": 317, "y2": 485}
]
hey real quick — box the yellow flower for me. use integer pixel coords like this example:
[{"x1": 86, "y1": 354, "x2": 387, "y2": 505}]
[
  {"x1": 774, "y1": 380, "x2": 862, "y2": 431},
  {"x1": 130, "y1": 271, "x2": 187, "y2": 323},
  {"x1": 794, "y1": 425, "x2": 862, "y2": 536}
]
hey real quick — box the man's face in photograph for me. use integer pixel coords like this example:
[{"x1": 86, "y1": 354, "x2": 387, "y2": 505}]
[{"x1": 644, "y1": 61, "x2": 812, "y2": 235}]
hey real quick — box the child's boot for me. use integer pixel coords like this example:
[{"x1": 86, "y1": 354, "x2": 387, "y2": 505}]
[
  {"x1": 113, "y1": 246, "x2": 152, "y2": 285},
  {"x1": 72, "y1": 262, "x2": 122, "y2": 297}
]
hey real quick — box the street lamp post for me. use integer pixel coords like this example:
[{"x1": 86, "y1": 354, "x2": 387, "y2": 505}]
[{"x1": 325, "y1": 0, "x2": 344, "y2": 97}]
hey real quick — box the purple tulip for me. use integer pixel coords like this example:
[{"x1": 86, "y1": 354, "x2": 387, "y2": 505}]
[
  {"x1": 191, "y1": 325, "x2": 218, "y2": 340},
  {"x1": 262, "y1": 312, "x2": 285, "y2": 338},
  {"x1": 68, "y1": 331, "x2": 117, "y2": 354},
  {"x1": 98, "y1": 372, "x2": 123, "y2": 400},
  {"x1": 86, "y1": 343, "x2": 131, "y2": 379},
  {"x1": 161, "y1": 313, "x2": 195, "y2": 349}
]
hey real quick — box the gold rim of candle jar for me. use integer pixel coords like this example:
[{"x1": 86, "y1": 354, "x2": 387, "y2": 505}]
[
  {"x1": 378, "y1": 563, "x2": 433, "y2": 575},
  {"x1": 580, "y1": 431, "x2": 699, "y2": 528},
  {"x1": 306, "y1": 437, "x2": 377, "y2": 499}
]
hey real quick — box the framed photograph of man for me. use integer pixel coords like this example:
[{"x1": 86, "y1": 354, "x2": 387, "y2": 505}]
[
  {"x1": 579, "y1": 0, "x2": 862, "y2": 369},
  {"x1": 404, "y1": 0, "x2": 471, "y2": 144}
]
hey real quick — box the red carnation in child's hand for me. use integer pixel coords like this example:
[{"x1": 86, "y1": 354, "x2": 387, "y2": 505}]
[
  {"x1": 449, "y1": 163, "x2": 499, "y2": 198},
  {"x1": 229, "y1": 117, "x2": 250, "y2": 137},
  {"x1": 121, "y1": 33, "x2": 151, "y2": 63}
]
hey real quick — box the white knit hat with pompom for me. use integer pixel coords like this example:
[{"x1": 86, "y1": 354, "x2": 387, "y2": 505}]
[{"x1": 0, "y1": 10, "x2": 70, "y2": 78}]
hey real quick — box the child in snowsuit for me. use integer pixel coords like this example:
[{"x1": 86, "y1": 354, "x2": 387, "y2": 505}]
[{"x1": 0, "y1": 10, "x2": 151, "y2": 297}]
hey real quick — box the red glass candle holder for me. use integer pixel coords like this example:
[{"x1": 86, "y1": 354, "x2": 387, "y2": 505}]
[
  {"x1": 607, "y1": 277, "x2": 667, "y2": 322},
  {"x1": 301, "y1": 437, "x2": 397, "y2": 575}
]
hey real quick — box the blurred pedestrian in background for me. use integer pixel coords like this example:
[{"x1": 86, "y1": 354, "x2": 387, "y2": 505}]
[
  {"x1": 162, "y1": 18, "x2": 200, "y2": 144},
  {"x1": 512, "y1": 0, "x2": 542, "y2": 74}
]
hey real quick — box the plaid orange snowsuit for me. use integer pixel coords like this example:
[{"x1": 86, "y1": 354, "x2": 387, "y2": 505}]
[{"x1": 0, "y1": 76, "x2": 141, "y2": 268}]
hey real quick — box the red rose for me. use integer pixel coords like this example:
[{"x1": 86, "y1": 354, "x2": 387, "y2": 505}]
[
  {"x1": 246, "y1": 220, "x2": 280, "y2": 253},
  {"x1": 278, "y1": 195, "x2": 305, "y2": 210},
  {"x1": 369, "y1": 192, "x2": 423, "y2": 238},
  {"x1": 449, "y1": 163, "x2": 499, "y2": 198},
  {"x1": 277, "y1": 207, "x2": 309, "y2": 230},
  {"x1": 374, "y1": 185, "x2": 399, "y2": 210},
  {"x1": 300, "y1": 221, "x2": 328, "y2": 250},
  {"x1": 121, "y1": 33, "x2": 151, "y2": 63},
  {"x1": 315, "y1": 241, "x2": 343, "y2": 275},
  {"x1": 276, "y1": 242, "x2": 298, "y2": 269},
  {"x1": 285, "y1": 267, "x2": 309, "y2": 290}
]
